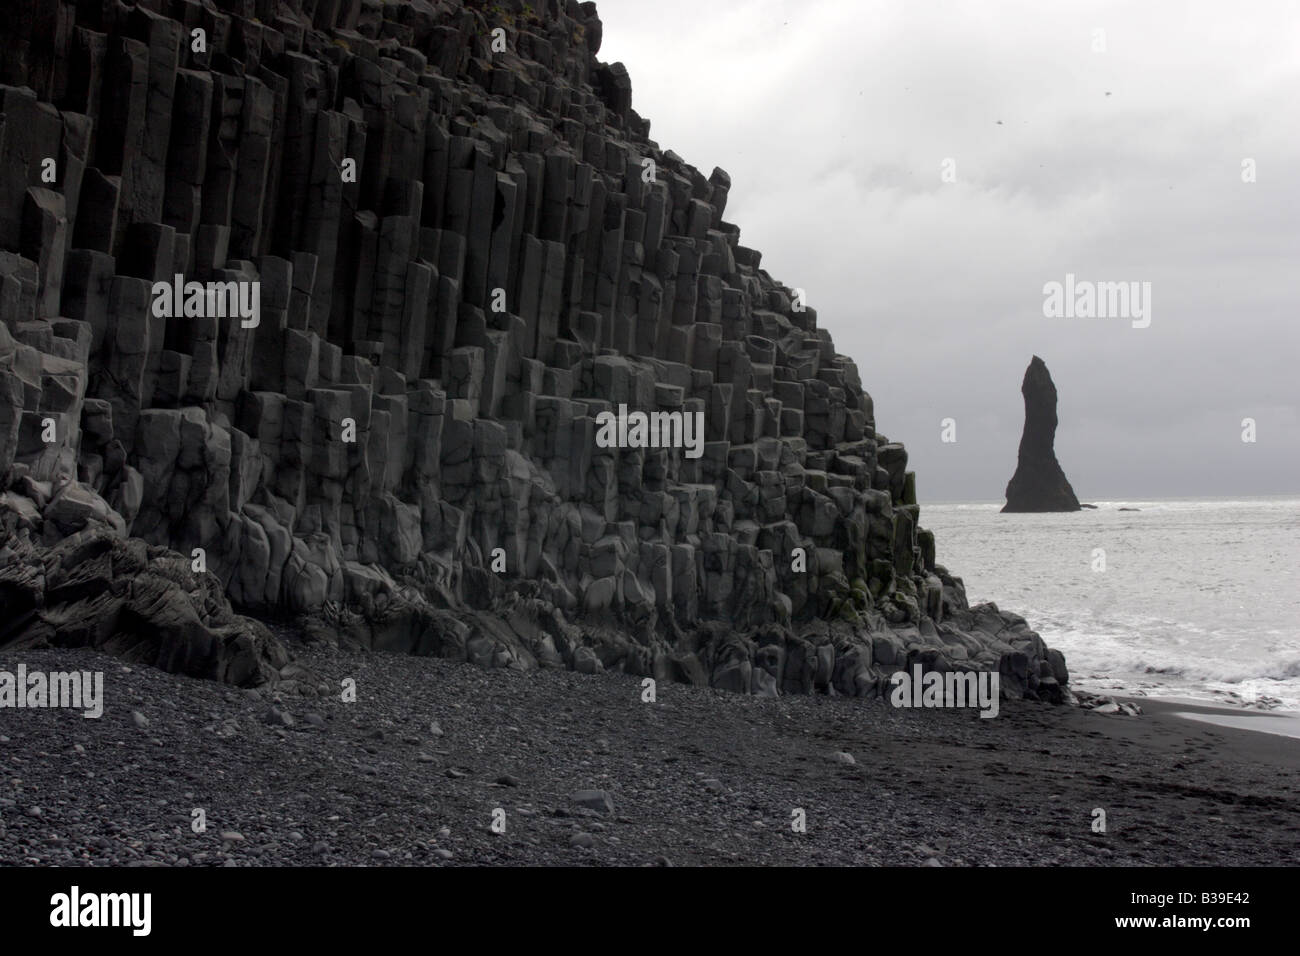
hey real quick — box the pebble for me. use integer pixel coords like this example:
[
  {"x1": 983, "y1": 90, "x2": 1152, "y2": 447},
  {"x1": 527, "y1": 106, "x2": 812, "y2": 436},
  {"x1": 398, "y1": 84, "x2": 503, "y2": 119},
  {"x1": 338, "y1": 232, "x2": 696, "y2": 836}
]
[
  {"x1": 433, "y1": 848, "x2": 454, "y2": 860},
  {"x1": 570, "y1": 789, "x2": 615, "y2": 813},
  {"x1": 130, "y1": 711, "x2": 149, "y2": 729},
  {"x1": 262, "y1": 707, "x2": 294, "y2": 728},
  {"x1": 702, "y1": 778, "x2": 724, "y2": 793},
  {"x1": 220, "y1": 831, "x2": 245, "y2": 843},
  {"x1": 570, "y1": 832, "x2": 594, "y2": 849},
  {"x1": 835, "y1": 751, "x2": 856, "y2": 766},
  {"x1": 495, "y1": 774, "x2": 520, "y2": 787}
]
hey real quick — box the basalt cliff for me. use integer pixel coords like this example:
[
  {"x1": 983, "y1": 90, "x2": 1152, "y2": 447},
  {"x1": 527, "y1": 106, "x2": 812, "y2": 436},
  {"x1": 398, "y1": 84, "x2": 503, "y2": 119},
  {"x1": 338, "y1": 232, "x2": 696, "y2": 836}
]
[{"x1": 0, "y1": 0, "x2": 1068, "y2": 703}]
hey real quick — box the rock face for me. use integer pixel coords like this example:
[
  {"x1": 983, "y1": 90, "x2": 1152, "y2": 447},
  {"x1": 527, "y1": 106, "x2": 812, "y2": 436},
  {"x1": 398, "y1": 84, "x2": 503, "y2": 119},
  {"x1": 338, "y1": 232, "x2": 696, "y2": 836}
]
[
  {"x1": 1003, "y1": 356, "x2": 1080, "y2": 513},
  {"x1": 0, "y1": 0, "x2": 1067, "y2": 703},
  {"x1": 0, "y1": 525, "x2": 287, "y2": 686}
]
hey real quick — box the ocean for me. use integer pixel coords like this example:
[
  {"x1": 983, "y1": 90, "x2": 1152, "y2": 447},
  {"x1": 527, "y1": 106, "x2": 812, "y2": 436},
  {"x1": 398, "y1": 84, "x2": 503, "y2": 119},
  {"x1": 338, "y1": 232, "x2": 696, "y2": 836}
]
[{"x1": 921, "y1": 497, "x2": 1300, "y2": 711}]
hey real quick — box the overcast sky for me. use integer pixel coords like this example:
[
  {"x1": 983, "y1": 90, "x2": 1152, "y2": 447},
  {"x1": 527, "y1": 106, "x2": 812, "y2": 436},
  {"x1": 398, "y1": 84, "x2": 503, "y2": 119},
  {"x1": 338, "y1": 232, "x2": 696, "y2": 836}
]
[{"x1": 597, "y1": 0, "x2": 1300, "y2": 501}]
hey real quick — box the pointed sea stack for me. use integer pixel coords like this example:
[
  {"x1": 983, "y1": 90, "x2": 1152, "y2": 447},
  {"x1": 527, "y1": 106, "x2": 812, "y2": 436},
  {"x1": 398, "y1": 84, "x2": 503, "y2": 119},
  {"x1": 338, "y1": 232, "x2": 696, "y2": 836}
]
[{"x1": 1002, "y1": 356, "x2": 1081, "y2": 512}]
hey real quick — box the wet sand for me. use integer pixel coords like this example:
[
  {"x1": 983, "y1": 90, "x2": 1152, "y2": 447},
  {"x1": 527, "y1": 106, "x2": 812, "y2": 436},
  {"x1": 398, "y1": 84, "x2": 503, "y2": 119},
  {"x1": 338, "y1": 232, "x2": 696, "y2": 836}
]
[{"x1": 1147, "y1": 698, "x2": 1300, "y2": 741}]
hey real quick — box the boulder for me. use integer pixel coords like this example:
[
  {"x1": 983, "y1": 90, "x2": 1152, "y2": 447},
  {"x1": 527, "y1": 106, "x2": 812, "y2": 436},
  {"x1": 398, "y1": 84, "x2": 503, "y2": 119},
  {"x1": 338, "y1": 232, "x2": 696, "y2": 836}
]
[{"x1": 0, "y1": 528, "x2": 286, "y2": 686}]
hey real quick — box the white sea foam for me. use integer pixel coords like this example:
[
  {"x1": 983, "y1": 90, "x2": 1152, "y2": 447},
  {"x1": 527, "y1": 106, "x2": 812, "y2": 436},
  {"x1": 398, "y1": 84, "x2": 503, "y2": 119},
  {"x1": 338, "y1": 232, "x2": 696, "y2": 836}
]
[{"x1": 923, "y1": 497, "x2": 1300, "y2": 711}]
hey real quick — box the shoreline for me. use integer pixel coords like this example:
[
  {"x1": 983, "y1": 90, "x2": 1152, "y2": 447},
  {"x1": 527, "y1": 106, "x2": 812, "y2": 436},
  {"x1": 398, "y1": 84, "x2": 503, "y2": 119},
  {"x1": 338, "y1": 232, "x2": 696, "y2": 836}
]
[
  {"x1": 1124, "y1": 697, "x2": 1300, "y2": 747},
  {"x1": 1060, "y1": 678, "x2": 1300, "y2": 721},
  {"x1": 921, "y1": 498, "x2": 1300, "y2": 716}
]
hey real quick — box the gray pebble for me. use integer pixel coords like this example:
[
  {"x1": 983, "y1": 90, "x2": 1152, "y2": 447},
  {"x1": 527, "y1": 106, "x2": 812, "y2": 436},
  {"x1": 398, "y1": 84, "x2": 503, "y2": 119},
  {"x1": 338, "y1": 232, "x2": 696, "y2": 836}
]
[{"x1": 570, "y1": 789, "x2": 614, "y2": 813}]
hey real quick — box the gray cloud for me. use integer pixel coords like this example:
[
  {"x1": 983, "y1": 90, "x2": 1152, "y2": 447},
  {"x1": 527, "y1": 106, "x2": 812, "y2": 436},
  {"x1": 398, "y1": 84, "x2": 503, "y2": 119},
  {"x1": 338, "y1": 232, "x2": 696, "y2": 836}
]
[{"x1": 599, "y1": 0, "x2": 1300, "y2": 499}]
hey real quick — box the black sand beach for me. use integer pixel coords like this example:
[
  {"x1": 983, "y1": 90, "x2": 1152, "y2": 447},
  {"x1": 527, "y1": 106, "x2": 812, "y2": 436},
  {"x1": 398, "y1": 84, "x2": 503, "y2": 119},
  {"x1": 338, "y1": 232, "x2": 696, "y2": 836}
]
[{"x1": 2, "y1": 644, "x2": 1295, "y2": 867}]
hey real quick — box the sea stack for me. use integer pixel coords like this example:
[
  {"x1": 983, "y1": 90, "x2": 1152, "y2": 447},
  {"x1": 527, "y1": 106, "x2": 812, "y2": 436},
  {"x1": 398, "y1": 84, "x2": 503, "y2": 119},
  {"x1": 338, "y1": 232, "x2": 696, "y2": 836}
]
[{"x1": 1003, "y1": 356, "x2": 1081, "y2": 513}]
